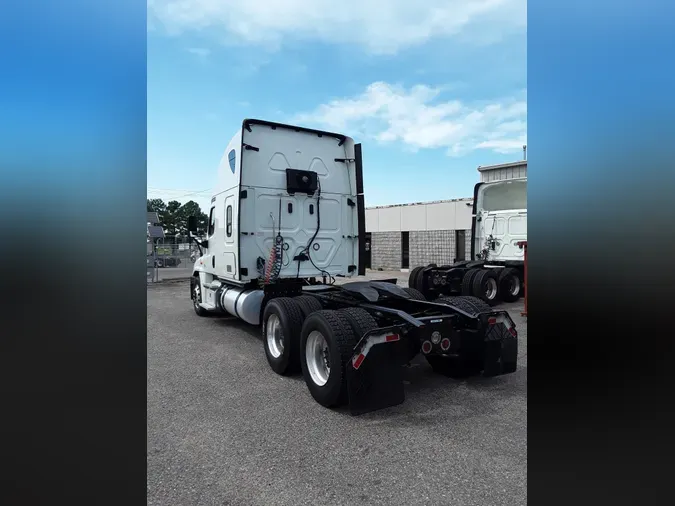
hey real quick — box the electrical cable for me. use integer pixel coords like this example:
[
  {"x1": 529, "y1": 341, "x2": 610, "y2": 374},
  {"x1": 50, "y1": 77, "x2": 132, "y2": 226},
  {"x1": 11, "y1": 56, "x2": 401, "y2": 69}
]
[
  {"x1": 263, "y1": 199, "x2": 284, "y2": 284},
  {"x1": 296, "y1": 179, "x2": 335, "y2": 284}
]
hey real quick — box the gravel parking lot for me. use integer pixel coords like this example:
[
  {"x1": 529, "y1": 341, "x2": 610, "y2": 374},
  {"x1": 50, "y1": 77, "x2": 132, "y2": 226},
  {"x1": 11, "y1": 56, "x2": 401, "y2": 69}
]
[{"x1": 147, "y1": 272, "x2": 527, "y2": 506}]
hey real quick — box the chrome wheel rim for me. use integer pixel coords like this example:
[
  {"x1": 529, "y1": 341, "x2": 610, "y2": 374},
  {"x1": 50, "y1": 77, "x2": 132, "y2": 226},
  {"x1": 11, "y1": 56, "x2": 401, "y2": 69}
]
[
  {"x1": 485, "y1": 278, "x2": 498, "y2": 300},
  {"x1": 509, "y1": 276, "x2": 521, "y2": 296},
  {"x1": 306, "y1": 330, "x2": 330, "y2": 386},
  {"x1": 193, "y1": 284, "x2": 201, "y2": 308},
  {"x1": 266, "y1": 314, "x2": 284, "y2": 358}
]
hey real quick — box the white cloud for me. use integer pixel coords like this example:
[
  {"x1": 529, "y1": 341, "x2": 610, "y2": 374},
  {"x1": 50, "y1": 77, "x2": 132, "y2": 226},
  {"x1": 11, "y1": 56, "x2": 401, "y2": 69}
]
[
  {"x1": 148, "y1": 0, "x2": 526, "y2": 54},
  {"x1": 294, "y1": 82, "x2": 527, "y2": 156}
]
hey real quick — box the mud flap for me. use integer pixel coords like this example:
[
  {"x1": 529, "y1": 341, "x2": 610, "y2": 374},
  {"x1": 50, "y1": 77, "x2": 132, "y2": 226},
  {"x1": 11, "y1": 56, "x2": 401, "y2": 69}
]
[
  {"x1": 346, "y1": 342, "x2": 406, "y2": 416},
  {"x1": 482, "y1": 335, "x2": 518, "y2": 377}
]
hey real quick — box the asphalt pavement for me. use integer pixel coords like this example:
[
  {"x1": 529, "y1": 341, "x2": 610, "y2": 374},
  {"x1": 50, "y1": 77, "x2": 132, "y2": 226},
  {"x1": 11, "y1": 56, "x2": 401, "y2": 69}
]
[{"x1": 147, "y1": 279, "x2": 527, "y2": 506}]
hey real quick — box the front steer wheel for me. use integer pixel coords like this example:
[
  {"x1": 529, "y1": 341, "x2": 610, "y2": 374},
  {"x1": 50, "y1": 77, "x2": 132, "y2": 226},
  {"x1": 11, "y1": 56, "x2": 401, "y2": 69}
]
[
  {"x1": 300, "y1": 310, "x2": 357, "y2": 408},
  {"x1": 191, "y1": 277, "x2": 210, "y2": 317},
  {"x1": 262, "y1": 298, "x2": 305, "y2": 376}
]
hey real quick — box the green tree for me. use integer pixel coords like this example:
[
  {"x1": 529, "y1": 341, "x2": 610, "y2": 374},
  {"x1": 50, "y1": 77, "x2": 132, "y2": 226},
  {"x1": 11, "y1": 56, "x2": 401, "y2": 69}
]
[
  {"x1": 147, "y1": 198, "x2": 166, "y2": 214},
  {"x1": 146, "y1": 198, "x2": 208, "y2": 239},
  {"x1": 163, "y1": 200, "x2": 182, "y2": 236},
  {"x1": 176, "y1": 200, "x2": 208, "y2": 236}
]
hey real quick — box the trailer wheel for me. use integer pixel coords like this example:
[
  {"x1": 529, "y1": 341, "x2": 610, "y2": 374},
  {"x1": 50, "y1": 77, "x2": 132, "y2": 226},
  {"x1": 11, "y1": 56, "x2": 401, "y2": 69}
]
[
  {"x1": 425, "y1": 355, "x2": 482, "y2": 379},
  {"x1": 262, "y1": 297, "x2": 305, "y2": 376},
  {"x1": 300, "y1": 310, "x2": 357, "y2": 407},
  {"x1": 293, "y1": 295, "x2": 323, "y2": 318},
  {"x1": 498, "y1": 268, "x2": 523, "y2": 302},
  {"x1": 339, "y1": 307, "x2": 378, "y2": 339},
  {"x1": 471, "y1": 269, "x2": 501, "y2": 306},
  {"x1": 403, "y1": 287, "x2": 426, "y2": 301},
  {"x1": 461, "y1": 268, "x2": 481, "y2": 296},
  {"x1": 191, "y1": 276, "x2": 210, "y2": 317}
]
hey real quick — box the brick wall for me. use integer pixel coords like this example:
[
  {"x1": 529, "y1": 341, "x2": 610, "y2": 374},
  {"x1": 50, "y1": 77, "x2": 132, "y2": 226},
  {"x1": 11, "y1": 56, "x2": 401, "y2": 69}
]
[
  {"x1": 410, "y1": 230, "x2": 455, "y2": 267},
  {"x1": 370, "y1": 229, "x2": 472, "y2": 270},
  {"x1": 371, "y1": 232, "x2": 401, "y2": 270}
]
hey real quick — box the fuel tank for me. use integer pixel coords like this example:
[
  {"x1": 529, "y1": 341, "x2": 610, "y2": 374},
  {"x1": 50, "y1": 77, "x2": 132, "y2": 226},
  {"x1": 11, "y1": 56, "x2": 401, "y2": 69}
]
[{"x1": 218, "y1": 285, "x2": 264, "y2": 325}]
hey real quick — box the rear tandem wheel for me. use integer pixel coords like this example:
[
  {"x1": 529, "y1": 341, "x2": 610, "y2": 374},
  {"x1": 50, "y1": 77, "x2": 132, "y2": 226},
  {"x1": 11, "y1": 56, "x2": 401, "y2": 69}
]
[
  {"x1": 471, "y1": 269, "x2": 501, "y2": 306},
  {"x1": 461, "y1": 269, "x2": 481, "y2": 296},
  {"x1": 498, "y1": 268, "x2": 523, "y2": 302},
  {"x1": 262, "y1": 297, "x2": 305, "y2": 376},
  {"x1": 300, "y1": 310, "x2": 357, "y2": 408}
]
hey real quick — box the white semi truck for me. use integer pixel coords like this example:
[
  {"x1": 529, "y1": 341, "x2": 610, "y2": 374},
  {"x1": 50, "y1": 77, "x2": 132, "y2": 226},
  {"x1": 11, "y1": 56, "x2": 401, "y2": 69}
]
[
  {"x1": 409, "y1": 178, "x2": 527, "y2": 306},
  {"x1": 187, "y1": 119, "x2": 519, "y2": 414}
]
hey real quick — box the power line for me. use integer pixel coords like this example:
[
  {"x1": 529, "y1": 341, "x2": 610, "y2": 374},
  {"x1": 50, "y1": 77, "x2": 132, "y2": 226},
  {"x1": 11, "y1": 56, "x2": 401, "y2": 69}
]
[
  {"x1": 147, "y1": 187, "x2": 211, "y2": 194},
  {"x1": 147, "y1": 187, "x2": 213, "y2": 200}
]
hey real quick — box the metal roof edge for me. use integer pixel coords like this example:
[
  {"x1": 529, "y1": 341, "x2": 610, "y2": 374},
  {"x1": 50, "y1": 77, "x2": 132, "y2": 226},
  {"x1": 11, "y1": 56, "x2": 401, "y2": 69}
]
[
  {"x1": 366, "y1": 197, "x2": 473, "y2": 210},
  {"x1": 476, "y1": 160, "x2": 527, "y2": 172}
]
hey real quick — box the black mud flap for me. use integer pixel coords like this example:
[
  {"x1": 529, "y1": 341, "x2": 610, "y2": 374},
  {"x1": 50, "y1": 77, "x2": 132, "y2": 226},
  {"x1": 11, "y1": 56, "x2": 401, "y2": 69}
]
[
  {"x1": 346, "y1": 341, "x2": 406, "y2": 416},
  {"x1": 482, "y1": 335, "x2": 518, "y2": 377}
]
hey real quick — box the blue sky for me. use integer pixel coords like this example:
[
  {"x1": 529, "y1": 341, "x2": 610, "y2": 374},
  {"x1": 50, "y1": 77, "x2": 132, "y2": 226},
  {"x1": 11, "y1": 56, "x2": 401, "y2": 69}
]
[{"x1": 147, "y1": 0, "x2": 527, "y2": 212}]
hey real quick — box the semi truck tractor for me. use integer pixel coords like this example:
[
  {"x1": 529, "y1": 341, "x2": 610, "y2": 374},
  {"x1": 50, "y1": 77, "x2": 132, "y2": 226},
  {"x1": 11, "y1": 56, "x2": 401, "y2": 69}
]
[
  {"x1": 187, "y1": 119, "x2": 519, "y2": 414},
  {"x1": 409, "y1": 178, "x2": 527, "y2": 306}
]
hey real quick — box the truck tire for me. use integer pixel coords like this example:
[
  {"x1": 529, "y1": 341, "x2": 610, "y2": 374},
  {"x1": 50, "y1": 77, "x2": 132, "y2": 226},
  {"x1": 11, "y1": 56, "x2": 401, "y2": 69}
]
[
  {"x1": 403, "y1": 287, "x2": 426, "y2": 301},
  {"x1": 300, "y1": 310, "x2": 357, "y2": 407},
  {"x1": 461, "y1": 268, "x2": 481, "y2": 296},
  {"x1": 339, "y1": 307, "x2": 378, "y2": 340},
  {"x1": 436, "y1": 295, "x2": 482, "y2": 316},
  {"x1": 414, "y1": 268, "x2": 429, "y2": 295},
  {"x1": 408, "y1": 266, "x2": 423, "y2": 291},
  {"x1": 498, "y1": 268, "x2": 523, "y2": 302},
  {"x1": 294, "y1": 295, "x2": 323, "y2": 318},
  {"x1": 471, "y1": 269, "x2": 501, "y2": 306},
  {"x1": 262, "y1": 297, "x2": 305, "y2": 376},
  {"x1": 191, "y1": 276, "x2": 210, "y2": 317},
  {"x1": 455, "y1": 295, "x2": 492, "y2": 313}
]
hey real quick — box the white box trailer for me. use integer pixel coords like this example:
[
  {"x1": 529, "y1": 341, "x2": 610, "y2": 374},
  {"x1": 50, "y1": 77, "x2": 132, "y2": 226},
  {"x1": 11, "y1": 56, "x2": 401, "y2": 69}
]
[{"x1": 187, "y1": 119, "x2": 519, "y2": 415}]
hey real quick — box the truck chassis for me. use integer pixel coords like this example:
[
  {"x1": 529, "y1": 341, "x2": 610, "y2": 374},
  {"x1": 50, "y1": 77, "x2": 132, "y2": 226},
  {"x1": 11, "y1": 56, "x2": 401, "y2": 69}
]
[
  {"x1": 408, "y1": 258, "x2": 525, "y2": 307},
  {"x1": 191, "y1": 276, "x2": 518, "y2": 415}
]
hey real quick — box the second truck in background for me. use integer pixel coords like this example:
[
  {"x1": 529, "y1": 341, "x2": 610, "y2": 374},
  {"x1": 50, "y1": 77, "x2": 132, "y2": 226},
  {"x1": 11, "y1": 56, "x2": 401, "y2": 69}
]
[{"x1": 409, "y1": 178, "x2": 527, "y2": 306}]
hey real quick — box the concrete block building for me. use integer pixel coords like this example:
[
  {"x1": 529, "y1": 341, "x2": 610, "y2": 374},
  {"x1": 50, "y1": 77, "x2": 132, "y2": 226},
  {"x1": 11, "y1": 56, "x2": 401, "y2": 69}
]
[{"x1": 365, "y1": 159, "x2": 527, "y2": 270}]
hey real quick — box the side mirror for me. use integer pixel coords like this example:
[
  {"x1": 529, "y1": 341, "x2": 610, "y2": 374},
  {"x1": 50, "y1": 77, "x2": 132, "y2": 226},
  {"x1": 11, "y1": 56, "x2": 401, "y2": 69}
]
[{"x1": 187, "y1": 216, "x2": 198, "y2": 233}]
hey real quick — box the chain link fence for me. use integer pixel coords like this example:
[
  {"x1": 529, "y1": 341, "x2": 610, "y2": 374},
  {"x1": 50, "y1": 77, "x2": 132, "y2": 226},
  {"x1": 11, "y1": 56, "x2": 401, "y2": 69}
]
[{"x1": 147, "y1": 239, "x2": 201, "y2": 283}]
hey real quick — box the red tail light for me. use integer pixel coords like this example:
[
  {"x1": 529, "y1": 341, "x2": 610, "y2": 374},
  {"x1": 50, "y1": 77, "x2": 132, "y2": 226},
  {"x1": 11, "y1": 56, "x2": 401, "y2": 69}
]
[
  {"x1": 385, "y1": 334, "x2": 400, "y2": 342},
  {"x1": 488, "y1": 317, "x2": 497, "y2": 325},
  {"x1": 421, "y1": 341, "x2": 432, "y2": 354},
  {"x1": 509, "y1": 327, "x2": 517, "y2": 337},
  {"x1": 440, "y1": 338, "x2": 451, "y2": 351}
]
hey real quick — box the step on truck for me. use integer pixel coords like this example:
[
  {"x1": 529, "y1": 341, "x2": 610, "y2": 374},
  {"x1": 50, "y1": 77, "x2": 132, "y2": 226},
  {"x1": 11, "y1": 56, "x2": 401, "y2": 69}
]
[
  {"x1": 187, "y1": 119, "x2": 519, "y2": 415},
  {"x1": 409, "y1": 178, "x2": 527, "y2": 307}
]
